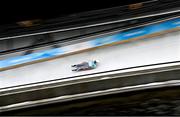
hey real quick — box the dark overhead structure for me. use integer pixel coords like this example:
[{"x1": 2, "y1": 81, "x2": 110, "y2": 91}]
[
  {"x1": 0, "y1": 0, "x2": 153, "y2": 24},
  {"x1": 0, "y1": 0, "x2": 178, "y2": 38}
]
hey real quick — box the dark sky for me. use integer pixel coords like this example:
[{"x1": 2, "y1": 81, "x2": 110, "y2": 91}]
[{"x1": 0, "y1": 0, "x2": 152, "y2": 24}]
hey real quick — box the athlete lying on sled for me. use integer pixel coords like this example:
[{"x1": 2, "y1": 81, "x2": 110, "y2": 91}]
[{"x1": 71, "y1": 60, "x2": 99, "y2": 71}]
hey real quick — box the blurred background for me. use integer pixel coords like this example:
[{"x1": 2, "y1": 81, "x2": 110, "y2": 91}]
[{"x1": 1, "y1": 0, "x2": 180, "y2": 116}]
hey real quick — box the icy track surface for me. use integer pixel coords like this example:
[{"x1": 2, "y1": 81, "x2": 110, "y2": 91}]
[{"x1": 1, "y1": 31, "x2": 180, "y2": 89}]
